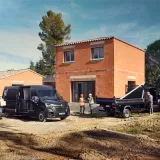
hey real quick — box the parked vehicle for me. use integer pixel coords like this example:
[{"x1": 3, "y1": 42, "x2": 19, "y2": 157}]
[
  {"x1": 2, "y1": 85, "x2": 70, "y2": 122},
  {"x1": 96, "y1": 84, "x2": 160, "y2": 118}
]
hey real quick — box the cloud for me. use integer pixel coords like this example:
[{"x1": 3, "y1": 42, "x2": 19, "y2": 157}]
[
  {"x1": 70, "y1": 0, "x2": 98, "y2": 20},
  {"x1": 70, "y1": 22, "x2": 160, "y2": 50},
  {"x1": 0, "y1": 29, "x2": 42, "y2": 61},
  {"x1": 0, "y1": 53, "x2": 29, "y2": 70}
]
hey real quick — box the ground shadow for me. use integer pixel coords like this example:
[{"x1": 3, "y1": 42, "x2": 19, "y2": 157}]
[
  {"x1": 32, "y1": 129, "x2": 160, "y2": 159},
  {"x1": 1, "y1": 121, "x2": 160, "y2": 159},
  {"x1": 2, "y1": 115, "x2": 60, "y2": 122}
]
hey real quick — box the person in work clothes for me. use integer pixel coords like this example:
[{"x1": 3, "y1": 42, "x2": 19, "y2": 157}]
[
  {"x1": 88, "y1": 93, "x2": 94, "y2": 114},
  {"x1": 146, "y1": 91, "x2": 153, "y2": 114},
  {"x1": 79, "y1": 94, "x2": 85, "y2": 114}
]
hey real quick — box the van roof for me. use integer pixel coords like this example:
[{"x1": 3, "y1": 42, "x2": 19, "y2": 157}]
[{"x1": 4, "y1": 85, "x2": 55, "y2": 90}]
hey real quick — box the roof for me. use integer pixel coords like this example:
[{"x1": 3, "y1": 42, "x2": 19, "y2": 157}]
[
  {"x1": 4, "y1": 85, "x2": 55, "y2": 90},
  {"x1": 55, "y1": 36, "x2": 114, "y2": 47},
  {"x1": 0, "y1": 69, "x2": 43, "y2": 80},
  {"x1": 55, "y1": 36, "x2": 145, "y2": 52},
  {"x1": 43, "y1": 75, "x2": 55, "y2": 82}
]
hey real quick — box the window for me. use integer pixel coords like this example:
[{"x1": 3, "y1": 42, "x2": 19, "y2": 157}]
[
  {"x1": 91, "y1": 47, "x2": 104, "y2": 60},
  {"x1": 127, "y1": 81, "x2": 136, "y2": 92},
  {"x1": 6, "y1": 89, "x2": 18, "y2": 100},
  {"x1": 64, "y1": 50, "x2": 74, "y2": 62},
  {"x1": 30, "y1": 90, "x2": 38, "y2": 98}
]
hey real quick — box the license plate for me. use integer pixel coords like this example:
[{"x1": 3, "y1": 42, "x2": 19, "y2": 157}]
[{"x1": 59, "y1": 113, "x2": 65, "y2": 115}]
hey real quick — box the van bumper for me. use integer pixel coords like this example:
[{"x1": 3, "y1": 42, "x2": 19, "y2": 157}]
[{"x1": 47, "y1": 111, "x2": 70, "y2": 118}]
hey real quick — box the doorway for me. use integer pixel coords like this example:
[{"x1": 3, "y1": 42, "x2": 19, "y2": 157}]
[{"x1": 71, "y1": 81, "x2": 95, "y2": 102}]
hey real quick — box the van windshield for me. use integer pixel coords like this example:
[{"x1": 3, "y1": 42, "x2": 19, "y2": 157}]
[{"x1": 38, "y1": 89, "x2": 62, "y2": 100}]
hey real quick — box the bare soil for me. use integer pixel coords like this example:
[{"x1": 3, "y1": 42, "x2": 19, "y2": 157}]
[{"x1": 0, "y1": 112, "x2": 160, "y2": 160}]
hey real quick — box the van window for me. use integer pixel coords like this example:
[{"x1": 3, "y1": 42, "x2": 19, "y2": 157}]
[
  {"x1": 38, "y1": 89, "x2": 62, "y2": 100},
  {"x1": 30, "y1": 90, "x2": 38, "y2": 98},
  {"x1": 7, "y1": 89, "x2": 18, "y2": 100}
]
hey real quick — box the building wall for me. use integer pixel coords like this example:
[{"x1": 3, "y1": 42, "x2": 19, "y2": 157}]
[
  {"x1": 114, "y1": 38, "x2": 145, "y2": 97},
  {"x1": 56, "y1": 39, "x2": 114, "y2": 102},
  {"x1": 0, "y1": 70, "x2": 43, "y2": 96}
]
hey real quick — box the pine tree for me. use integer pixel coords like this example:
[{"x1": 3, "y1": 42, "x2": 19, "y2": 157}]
[{"x1": 34, "y1": 10, "x2": 71, "y2": 75}]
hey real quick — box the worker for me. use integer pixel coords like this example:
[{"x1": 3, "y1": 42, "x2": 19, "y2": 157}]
[
  {"x1": 146, "y1": 91, "x2": 153, "y2": 115},
  {"x1": 88, "y1": 93, "x2": 94, "y2": 114},
  {"x1": 79, "y1": 94, "x2": 85, "y2": 114}
]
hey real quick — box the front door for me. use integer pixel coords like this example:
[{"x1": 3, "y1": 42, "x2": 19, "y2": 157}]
[{"x1": 72, "y1": 81, "x2": 95, "y2": 102}]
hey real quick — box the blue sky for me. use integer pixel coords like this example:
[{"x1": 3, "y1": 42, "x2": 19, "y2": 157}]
[{"x1": 0, "y1": 0, "x2": 160, "y2": 70}]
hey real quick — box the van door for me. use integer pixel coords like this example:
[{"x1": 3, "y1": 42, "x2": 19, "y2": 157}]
[
  {"x1": 4, "y1": 88, "x2": 19, "y2": 113},
  {"x1": 29, "y1": 90, "x2": 39, "y2": 117},
  {"x1": 18, "y1": 87, "x2": 30, "y2": 113}
]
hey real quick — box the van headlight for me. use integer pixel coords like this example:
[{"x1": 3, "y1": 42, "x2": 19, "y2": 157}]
[{"x1": 45, "y1": 103, "x2": 54, "y2": 108}]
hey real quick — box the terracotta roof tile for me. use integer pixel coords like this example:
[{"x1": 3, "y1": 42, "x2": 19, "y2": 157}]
[{"x1": 55, "y1": 36, "x2": 114, "y2": 47}]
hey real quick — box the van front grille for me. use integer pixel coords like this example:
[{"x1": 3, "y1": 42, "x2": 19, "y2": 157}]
[{"x1": 55, "y1": 106, "x2": 66, "y2": 112}]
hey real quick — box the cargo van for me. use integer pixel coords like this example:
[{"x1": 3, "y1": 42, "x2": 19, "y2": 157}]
[{"x1": 2, "y1": 85, "x2": 70, "y2": 122}]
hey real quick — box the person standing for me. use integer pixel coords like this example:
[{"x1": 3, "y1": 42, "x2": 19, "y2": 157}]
[
  {"x1": 79, "y1": 94, "x2": 85, "y2": 114},
  {"x1": 88, "y1": 93, "x2": 94, "y2": 114},
  {"x1": 146, "y1": 91, "x2": 153, "y2": 115}
]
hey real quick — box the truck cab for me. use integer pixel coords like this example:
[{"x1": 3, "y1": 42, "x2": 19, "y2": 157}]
[{"x1": 3, "y1": 85, "x2": 70, "y2": 122}]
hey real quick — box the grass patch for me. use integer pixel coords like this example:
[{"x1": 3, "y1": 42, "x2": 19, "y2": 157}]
[
  {"x1": 110, "y1": 116, "x2": 160, "y2": 140},
  {"x1": 127, "y1": 129, "x2": 144, "y2": 135}
]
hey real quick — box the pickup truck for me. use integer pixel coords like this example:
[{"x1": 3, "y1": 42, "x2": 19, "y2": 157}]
[{"x1": 96, "y1": 84, "x2": 159, "y2": 118}]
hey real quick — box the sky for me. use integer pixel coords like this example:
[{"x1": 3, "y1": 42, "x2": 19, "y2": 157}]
[{"x1": 0, "y1": 0, "x2": 160, "y2": 70}]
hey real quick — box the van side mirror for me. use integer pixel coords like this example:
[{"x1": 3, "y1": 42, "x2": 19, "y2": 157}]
[{"x1": 32, "y1": 96, "x2": 39, "y2": 103}]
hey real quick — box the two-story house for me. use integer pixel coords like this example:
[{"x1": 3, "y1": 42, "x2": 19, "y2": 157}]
[{"x1": 56, "y1": 37, "x2": 145, "y2": 102}]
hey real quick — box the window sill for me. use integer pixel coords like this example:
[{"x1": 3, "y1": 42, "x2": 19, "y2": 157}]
[
  {"x1": 90, "y1": 58, "x2": 104, "y2": 61},
  {"x1": 63, "y1": 61, "x2": 74, "y2": 64}
]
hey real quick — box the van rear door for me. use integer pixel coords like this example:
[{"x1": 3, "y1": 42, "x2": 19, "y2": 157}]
[{"x1": 3, "y1": 87, "x2": 19, "y2": 112}]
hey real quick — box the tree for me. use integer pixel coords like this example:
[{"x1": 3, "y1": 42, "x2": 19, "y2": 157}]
[
  {"x1": 33, "y1": 10, "x2": 71, "y2": 75},
  {"x1": 145, "y1": 39, "x2": 160, "y2": 88},
  {"x1": 29, "y1": 61, "x2": 35, "y2": 71}
]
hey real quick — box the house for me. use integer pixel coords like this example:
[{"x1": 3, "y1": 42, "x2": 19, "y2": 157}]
[
  {"x1": 55, "y1": 36, "x2": 145, "y2": 102},
  {"x1": 0, "y1": 69, "x2": 43, "y2": 96}
]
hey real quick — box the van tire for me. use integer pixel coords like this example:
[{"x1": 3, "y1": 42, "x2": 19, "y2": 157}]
[
  {"x1": 123, "y1": 109, "x2": 130, "y2": 118},
  {"x1": 60, "y1": 117, "x2": 67, "y2": 120},
  {"x1": 38, "y1": 111, "x2": 46, "y2": 122}
]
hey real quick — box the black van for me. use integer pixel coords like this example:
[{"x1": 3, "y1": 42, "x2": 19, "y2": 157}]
[{"x1": 2, "y1": 85, "x2": 70, "y2": 122}]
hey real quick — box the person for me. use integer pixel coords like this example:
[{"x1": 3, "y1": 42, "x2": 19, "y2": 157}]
[
  {"x1": 88, "y1": 93, "x2": 94, "y2": 114},
  {"x1": 79, "y1": 94, "x2": 85, "y2": 114},
  {"x1": 146, "y1": 91, "x2": 153, "y2": 115}
]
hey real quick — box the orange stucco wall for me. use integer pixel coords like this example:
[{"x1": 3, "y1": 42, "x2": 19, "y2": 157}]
[
  {"x1": 114, "y1": 38, "x2": 145, "y2": 97},
  {"x1": 0, "y1": 70, "x2": 43, "y2": 96}
]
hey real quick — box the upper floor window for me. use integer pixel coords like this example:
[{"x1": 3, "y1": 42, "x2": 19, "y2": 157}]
[
  {"x1": 91, "y1": 47, "x2": 104, "y2": 60},
  {"x1": 64, "y1": 50, "x2": 74, "y2": 62}
]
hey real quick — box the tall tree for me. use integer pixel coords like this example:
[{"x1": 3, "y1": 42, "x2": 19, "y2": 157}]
[
  {"x1": 29, "y1": 61, "x2": 35, "y2": 71},
  {"x1": 145, "y1": 39, "x2": 160, "y2": 87},
  {"x1": 35, "y1": 10, "x2": 71, "y2": 75}
]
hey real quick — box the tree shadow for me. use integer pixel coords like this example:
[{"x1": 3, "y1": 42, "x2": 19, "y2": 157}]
[
  {"x1": 0, "y1": 123, "x2": 160, "y2": 159},
  {"x1": 32, "y1": 129, "x2": 160, "y2": 159}
]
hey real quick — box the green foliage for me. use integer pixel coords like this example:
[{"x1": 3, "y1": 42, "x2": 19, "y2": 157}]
[
  {"x1": 29, "y1": 61, "x2": 35, "y2": 71},
  {"x1": 145, "y1": 39, "x2": 160, "y2": 88},
  {"x1": 32, "y1": 10, "x2": 71, "y2": 75}
]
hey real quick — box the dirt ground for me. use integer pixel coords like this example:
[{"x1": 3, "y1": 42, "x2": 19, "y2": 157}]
[{"x1": 0, "y1": 111, "x2": 160, "y2": 160}]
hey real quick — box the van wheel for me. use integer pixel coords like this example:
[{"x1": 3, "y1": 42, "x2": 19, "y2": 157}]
[
  {"x1": 38, "y1": 111, "x2": 46, "y2": 122},
  {"x1": 123, "y1": 109, "x2": 130, "y2": 118},
  {"x1": 60, "y1": 117, "x2": 67, "y2": 120}
]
